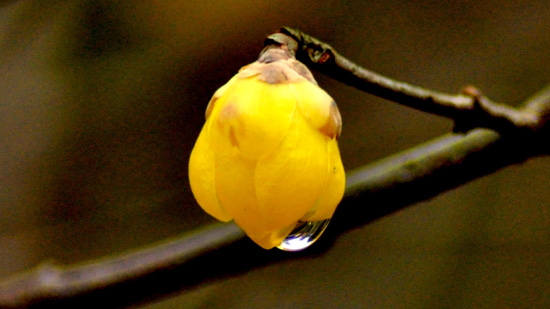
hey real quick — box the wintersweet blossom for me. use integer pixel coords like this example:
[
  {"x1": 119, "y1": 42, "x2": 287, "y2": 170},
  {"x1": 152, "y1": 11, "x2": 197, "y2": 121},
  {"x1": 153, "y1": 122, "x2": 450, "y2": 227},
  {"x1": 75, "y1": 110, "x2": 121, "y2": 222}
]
[{"x1": 188, "y1": 44, "x2": 345, "y2": 249}]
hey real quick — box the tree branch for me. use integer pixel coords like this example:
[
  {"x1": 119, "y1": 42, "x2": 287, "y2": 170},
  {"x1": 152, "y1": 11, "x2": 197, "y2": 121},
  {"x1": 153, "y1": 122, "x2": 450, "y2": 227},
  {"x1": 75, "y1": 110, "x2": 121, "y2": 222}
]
[
  {"x1": 277, "y1": 27, "x2": 542, "y2": 135},
  {"x1": 1, "y1": 28, "x2": 550, "y2": 308},
  {"x1": 0, "y1": 126, "x2": 538, "y2": 308},
  {"x1": 0, "y1": 223, "x2": 245, "y2": 307}
]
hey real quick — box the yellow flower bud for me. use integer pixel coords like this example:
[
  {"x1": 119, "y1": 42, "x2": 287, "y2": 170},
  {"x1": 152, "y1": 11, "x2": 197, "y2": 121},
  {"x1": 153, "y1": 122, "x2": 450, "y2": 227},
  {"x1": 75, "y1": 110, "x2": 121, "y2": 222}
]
[{"x1": 188, "y1": 47, "x2": 345, "y2": 250}]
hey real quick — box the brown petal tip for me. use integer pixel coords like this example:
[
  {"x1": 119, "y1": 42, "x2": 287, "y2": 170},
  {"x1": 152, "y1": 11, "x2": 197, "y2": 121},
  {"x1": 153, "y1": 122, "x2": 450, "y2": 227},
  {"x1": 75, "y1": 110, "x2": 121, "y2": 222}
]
[
  {"x1": 205, "y1": 95, "x2": 218, "y2": 120},
  {"x1": 319, "y1": 101, "x2": 342, "y2": 139}
]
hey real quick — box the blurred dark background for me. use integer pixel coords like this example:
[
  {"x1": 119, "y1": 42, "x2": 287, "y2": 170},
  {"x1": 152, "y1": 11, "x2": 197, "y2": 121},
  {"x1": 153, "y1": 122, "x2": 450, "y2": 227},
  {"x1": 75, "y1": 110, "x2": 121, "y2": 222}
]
[{"x1": 1, "y1": 0, "x2": 550, "y2": 307}]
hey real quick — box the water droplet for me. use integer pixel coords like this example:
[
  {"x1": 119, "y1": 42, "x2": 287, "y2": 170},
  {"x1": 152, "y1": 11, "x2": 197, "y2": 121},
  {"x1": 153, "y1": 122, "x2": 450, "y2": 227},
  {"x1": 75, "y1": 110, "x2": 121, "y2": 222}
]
[{"x1": 277, "y1": 219, "x2": 331, "y2": 252}]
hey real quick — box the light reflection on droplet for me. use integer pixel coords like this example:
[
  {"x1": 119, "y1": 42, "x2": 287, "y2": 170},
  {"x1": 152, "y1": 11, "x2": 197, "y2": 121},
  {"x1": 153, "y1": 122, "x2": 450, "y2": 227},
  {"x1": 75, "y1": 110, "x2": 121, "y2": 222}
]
[{"x1": 277, "y1": 219, "x2": 331, "y2": 252}]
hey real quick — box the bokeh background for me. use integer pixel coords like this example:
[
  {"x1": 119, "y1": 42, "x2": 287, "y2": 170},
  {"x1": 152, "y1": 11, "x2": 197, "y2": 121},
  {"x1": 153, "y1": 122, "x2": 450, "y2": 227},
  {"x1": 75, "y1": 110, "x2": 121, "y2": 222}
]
[{"x1": 2, "y1": 0, "x2": 550, "y2": 307}]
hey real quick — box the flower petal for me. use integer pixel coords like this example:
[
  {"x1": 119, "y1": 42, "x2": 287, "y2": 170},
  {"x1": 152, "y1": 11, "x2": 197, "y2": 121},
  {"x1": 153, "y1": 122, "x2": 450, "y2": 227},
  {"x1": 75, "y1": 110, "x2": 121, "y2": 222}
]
[
  {"x1": 255, "y1": 111, "x2": 328, "y2": 231},
  {"x1": 304, "y1": 137, "x2": 345, "y2": 221},
  {"x1": 188, "y1": 124, "x2": 232, "y2": 222},
  {"x1": 205, "y1": 76, "x2": 238, "y2": 120},
  {"x1": 289, "y1": 81, "x2": 342, "y2": 139},
  {"x1": 209, "y1": 78, "x2": 296, "y2": 159},
  {"x1": 214, "y1": 148, "x2": 269, "y2": 240}
]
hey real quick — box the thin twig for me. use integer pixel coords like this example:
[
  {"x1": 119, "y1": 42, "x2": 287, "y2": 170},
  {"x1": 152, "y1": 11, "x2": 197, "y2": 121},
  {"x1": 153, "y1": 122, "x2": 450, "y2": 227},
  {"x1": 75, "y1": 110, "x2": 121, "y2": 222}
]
[{"x1": 277, "y1": 27, "x2": 541, "y2": 134}]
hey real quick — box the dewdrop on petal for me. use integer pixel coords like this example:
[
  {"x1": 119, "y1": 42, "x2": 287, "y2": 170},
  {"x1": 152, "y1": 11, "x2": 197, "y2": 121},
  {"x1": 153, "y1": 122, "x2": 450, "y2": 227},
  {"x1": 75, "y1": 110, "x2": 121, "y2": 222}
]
[{"x1": 188, "y1": 33, "x2": 345, "y2": 250}]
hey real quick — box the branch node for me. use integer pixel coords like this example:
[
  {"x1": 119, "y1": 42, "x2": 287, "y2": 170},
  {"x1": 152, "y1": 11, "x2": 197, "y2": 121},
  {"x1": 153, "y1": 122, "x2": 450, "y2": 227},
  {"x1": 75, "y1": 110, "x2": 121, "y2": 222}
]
[{"x1": 461, "y1": 85, "x2": 483, "y2": 99}]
